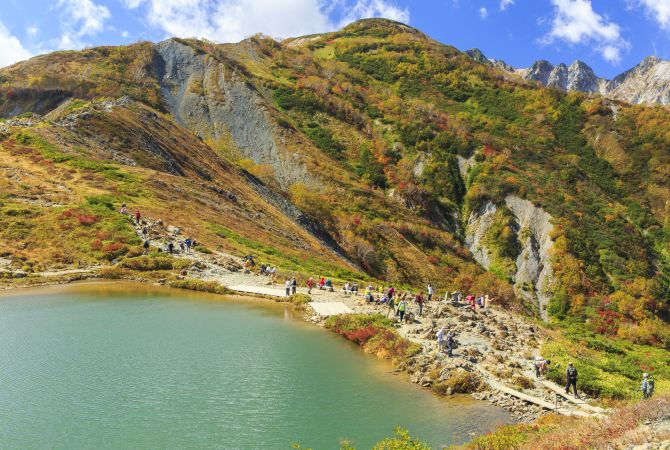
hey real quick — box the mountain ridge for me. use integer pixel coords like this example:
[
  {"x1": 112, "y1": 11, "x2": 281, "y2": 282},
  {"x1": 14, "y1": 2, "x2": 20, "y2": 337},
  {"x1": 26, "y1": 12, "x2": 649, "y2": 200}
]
[{"x1": 467, "y1": 47, "x2": 670, "y2": 105}]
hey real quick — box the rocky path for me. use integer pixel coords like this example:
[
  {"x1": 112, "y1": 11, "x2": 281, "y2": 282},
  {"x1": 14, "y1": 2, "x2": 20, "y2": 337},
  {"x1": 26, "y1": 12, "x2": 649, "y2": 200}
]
[{"x1": 129, "y1": 214, "x2": 607, "y2": 421}]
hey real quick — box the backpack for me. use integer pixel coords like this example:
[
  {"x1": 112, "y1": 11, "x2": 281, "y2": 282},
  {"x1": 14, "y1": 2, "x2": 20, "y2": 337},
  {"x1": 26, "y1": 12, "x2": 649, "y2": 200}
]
[
  {"x1": 567, "y1": 367, "x2": 577, "y2": 380},
  {"x1": 646, "y1": 378, "x2": 655, "y2": 397}
]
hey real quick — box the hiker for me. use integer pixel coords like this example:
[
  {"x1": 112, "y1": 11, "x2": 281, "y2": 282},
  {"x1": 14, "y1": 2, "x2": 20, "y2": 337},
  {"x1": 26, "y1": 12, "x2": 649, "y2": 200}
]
[
  {"x1": 565, "y1": 362, "x2": 579, "y2": 397},
  {"x1": 318, "y1": 277, "x2": 325, "y2": 289},
  {"x1": 385, "y1": 294, "x2": 395, "y2": 318},
  {"x1": 427, "y1": 283, "x2": 434, "y2": 302},
  {"x1": 285, "y1": 279, "x2": 291, "y2": 297},
  {"x1": 436, "y1": 326, "x2": 447, "y2": 352},
  {"x1": 477, "y1": 296, "x2": 484, "y2": 308},
  {"x1": 484, "y1": 294, "x2": 490, "y2": 308},
  {"x1": 387, "y1": 286, "x2": 395, "y2": 300},
  {"x1": 185, "y1": 238, "x2": 192, "y2": 253},
  {"x1": 291, "y1": 277, "x2": 297, "y2": 295},
  {"x1": 352, "y1": 282, "x2": 358, "y2": 295},
  {"x1": 179, "y1": 241, "x2": 185, "y2": 253},
  {"x1": 446, "y1": 331, "x2": 455, "y2": 357},
  {"x1": 142, "y1": 226, "x2": 148, "y2": 238},
  {"x1": 120, "y1": 203, "x2": 128, "y2": 215},
  {"x1": 641, "y1": 373, "x2": 655, "y2": 399},
  {"x1": 135, "y1": 210, "x2": 141, "y2": 224},
  {"x1": 397, "y1": 299, "x2": 407, "y2": 322},
  {"x1": 364, "y1": 285, "x2": 373, "y2": 302},
  {"x1": 533, "y1": 357, "x2": 551, "y2": 379},
  {"x1": 167, "y1": 241, "x2": 174, "y2": 254},
  {"x1": 467, "y1": 295, "x2": 476, "y2": 312},
  {"x1": 343, "y1": 282, "x2": 351, "y2": 294},
  {"x1": 143, "y1": 239, "x2": 150, "y2": 255},
  {"x1": 307, "y1": 277, "x2": 314, "y2": 294},
  {"x1": 416, "y1": 292, "x2": 425, "y2": 317}
]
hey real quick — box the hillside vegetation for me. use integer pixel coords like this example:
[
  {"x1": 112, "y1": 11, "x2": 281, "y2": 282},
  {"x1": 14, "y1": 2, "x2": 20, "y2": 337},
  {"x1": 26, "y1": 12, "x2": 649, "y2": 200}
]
[{"x1": 1, "y1": 18, "x2": 669, "y2": 399}]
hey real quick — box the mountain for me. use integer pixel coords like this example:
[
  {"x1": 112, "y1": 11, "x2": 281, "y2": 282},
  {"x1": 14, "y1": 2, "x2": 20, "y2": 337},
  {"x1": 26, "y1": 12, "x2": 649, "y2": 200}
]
[
  {"x1": 1, "y1": 19, "x2": 669, "y2": 348},
  {"x1": 468, "y1": 49, "x2": 670, "y2": 105}
]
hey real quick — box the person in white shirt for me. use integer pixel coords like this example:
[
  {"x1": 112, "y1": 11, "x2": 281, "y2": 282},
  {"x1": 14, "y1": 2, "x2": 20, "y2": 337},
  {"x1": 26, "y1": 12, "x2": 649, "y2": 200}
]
[
  {"x1": 285, "y1": 279, "x2": 291, "y2": 297},
  {"x1": 427, "y1": 283, "x2": 434, "y2": 301}
]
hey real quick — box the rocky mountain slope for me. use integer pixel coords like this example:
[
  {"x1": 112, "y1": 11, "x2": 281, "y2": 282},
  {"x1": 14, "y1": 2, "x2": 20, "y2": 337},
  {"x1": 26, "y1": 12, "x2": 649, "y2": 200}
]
[
  {"x1": 468, "y1": 48, "x2": 670, "y2": 105},
  {"x1": 0, "y1": 19, "x2": 669, "y2": 349}
]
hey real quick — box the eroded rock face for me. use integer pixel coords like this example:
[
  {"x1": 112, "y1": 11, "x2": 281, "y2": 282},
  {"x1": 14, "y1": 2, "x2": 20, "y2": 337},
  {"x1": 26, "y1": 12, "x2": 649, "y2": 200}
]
[
  {"x1": 465, "y1": 201, "x2": 497, "y2": 270},
  {"x1": 504, "y1": 195, "x2": 554, "y2": 320},
  {"x1": 155, "y1": 39, "x2": 310, "y2": 190},
  {"x1": 463, "y1": 195, "x2": 555, "y2": 320}
]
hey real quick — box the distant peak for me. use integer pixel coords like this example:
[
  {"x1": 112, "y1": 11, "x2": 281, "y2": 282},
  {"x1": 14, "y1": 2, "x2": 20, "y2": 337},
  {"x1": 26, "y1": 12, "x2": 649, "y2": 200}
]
[{"x1": 466, "y1": 48, "x2": 490, "y2": 64}]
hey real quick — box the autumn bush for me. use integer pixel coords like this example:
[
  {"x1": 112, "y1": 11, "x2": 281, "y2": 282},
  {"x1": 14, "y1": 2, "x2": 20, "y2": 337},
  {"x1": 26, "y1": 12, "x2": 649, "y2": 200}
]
[{"x1": 325, "y1": 314, "x2": 421, "y2": 364}]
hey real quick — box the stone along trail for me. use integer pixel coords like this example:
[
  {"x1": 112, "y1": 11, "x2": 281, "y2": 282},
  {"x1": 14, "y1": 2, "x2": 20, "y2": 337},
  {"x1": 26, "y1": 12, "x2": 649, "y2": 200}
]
[{"x1": 129, "y1": 215, "x2": 607, "y2": 421}]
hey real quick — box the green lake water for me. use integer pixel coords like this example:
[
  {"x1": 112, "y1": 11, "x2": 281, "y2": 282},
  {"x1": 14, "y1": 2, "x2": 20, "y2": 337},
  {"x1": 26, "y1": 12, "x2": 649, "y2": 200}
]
[{"x1": 0, "y1": 282, "x2": 511, "y2": 449}]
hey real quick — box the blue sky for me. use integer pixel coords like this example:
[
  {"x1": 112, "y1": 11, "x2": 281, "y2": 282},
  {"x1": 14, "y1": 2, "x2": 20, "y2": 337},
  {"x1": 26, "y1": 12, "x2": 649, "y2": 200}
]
[{"x1": 1, "y1": 0, "x2": 670, "y2": 78}]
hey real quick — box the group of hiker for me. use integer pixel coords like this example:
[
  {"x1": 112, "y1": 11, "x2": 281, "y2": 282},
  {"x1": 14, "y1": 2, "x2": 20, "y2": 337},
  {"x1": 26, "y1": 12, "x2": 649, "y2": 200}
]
[{"x1": 120, "y1": 204, "x2": 197, "y2": 255}]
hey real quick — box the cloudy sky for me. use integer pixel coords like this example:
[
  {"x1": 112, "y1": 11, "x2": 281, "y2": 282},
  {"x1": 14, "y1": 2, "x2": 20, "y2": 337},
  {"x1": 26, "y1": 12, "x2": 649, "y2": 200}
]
[{"x1": 1, "y1": 0, "x2": 670, "y2": 77}]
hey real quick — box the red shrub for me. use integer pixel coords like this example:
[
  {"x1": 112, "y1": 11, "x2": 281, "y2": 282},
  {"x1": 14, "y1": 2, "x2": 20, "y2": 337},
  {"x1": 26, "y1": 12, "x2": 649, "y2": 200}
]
[
  {"x1": 60, "y1": 209, "x2": 74, "y2": 219},
  {"x1": 90, "y1": 239, "x2": 102, "y2": 251},
  {"x1": 427, "y1": 255, "x2": 439, "y2": 265},
  {"x1": 103, "y1": 242, "x2": 124, "y2": 253},
  {"x1": 77, "y1": 214, "x2": 98, "y2": 226},
  {"x1": 343, "y1": 326, "x2": 378, "y2": 345}
]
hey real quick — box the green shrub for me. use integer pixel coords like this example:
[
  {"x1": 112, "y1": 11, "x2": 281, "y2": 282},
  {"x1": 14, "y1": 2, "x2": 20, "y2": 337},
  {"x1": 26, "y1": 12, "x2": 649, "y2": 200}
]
[
  {"x1": 121, "y1": 256, "x2": 181, "y2": 271},
  {"x1": 169, "y1": 278, "x2": 230, "y2": 295}
]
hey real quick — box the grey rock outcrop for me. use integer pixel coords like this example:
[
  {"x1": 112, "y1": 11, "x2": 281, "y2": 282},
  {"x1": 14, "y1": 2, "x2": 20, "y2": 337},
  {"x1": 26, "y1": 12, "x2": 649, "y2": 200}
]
[
  {"x1": 504, "y1": 195, "x2": 554, "y2": 320},
  {"x1": 605, "y1": 56, "x2": 670, "y2": 105},
  {"x1": 465, "y1": 201, "x2": 497, "y2": 270},
  {"x1": 155, "y1": 39, "x2": 311, "y2": 190},
  {"x1": 463, "y1": 195, "x2": 555, "y2": 320}
]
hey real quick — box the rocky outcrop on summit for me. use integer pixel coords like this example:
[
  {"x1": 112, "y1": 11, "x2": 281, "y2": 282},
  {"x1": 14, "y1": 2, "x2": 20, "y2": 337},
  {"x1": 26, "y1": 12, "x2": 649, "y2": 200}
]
[
  {"x1": 519, "y1": 60, "x2": 602, "y2": 93},
  {"x1": 606, "y1": 56, "x2": 670, "y2": 105},
  {"x1": 466, "y1": 49, "x2": 670, "y2": 105},
  {"x1": 155, "y1": 39, "x2": 311, "y2": 190}
]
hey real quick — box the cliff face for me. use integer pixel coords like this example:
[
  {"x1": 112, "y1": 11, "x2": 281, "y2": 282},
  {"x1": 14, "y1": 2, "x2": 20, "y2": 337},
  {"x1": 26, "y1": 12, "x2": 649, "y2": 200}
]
[{"x1": 155, "y1": 39, "x2": 311, "y2": 190}]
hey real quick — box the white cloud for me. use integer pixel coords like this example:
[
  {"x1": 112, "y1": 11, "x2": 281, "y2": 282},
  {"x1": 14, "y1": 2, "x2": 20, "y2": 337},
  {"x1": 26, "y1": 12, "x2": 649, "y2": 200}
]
[
  {"x1": 56, "y1": 0, "x2": 111, "y2": 49},
  {"x1": 26, "y1": 26, "x2": 39, "y2": 37},
  {"x1": 337, "y1": 0, "x2": 410, "y2": 26},
  {"x1": 638, "y1": 0, "x2": 670, "y2": 29},
  {"x1": 499, "y1": 0, "x2": 514, "y2": 10},
  {"x1": 543, "y1": 0, "x2": 630, "y2": 63},
  {"x1": 121, "y1": 30, "x2": 130, "y2": 38},
  {"x1": 479, "y1": 6, "x2": 488, "y2": 18},
  {"x1": 123, "y1": 0, "x2": 409, "y2": 43},
  {"x1": 0, "y1": 21, "x2": 32, "y2": 67}
]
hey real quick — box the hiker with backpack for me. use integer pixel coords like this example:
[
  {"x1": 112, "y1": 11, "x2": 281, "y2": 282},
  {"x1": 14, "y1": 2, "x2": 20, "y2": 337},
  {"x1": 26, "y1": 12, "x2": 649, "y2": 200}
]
[
  {"x1": 533, "y1": 357, "x2": 551, "y2": 379},
  {"x1": 415, "y1": 292, "x2": 425, "y2": 317},
  {"x1": 565, "y1": 362, "x2": 579, "y2": 397},
  {"x1": 397, "y1": 299, "x2": 407, "y2": 322},
  {"x1": 143, "y1": 239, "x2": 150, "y2": 255},
  {"x1": 446, "y1": 331, "x2": 455, "y2": 357},
  {"x1": 291, "y1": 277, "x2": 297, "y2": 295},
  {"x1": 641, "y1": 373, "x2": 655, "y2": 399},
  {"x1": 307, "y1": 277, "x2": 314, "y2": 294},
  {"x1": 385, "y1": 294, "x2": 395, "y2": 318}
]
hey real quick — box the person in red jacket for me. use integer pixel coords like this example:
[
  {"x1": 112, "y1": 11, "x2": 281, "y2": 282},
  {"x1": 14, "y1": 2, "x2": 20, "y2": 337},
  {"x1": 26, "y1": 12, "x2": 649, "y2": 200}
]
[{"x1": 135, "y1": 210, "x2": 141, "y2": 224}]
